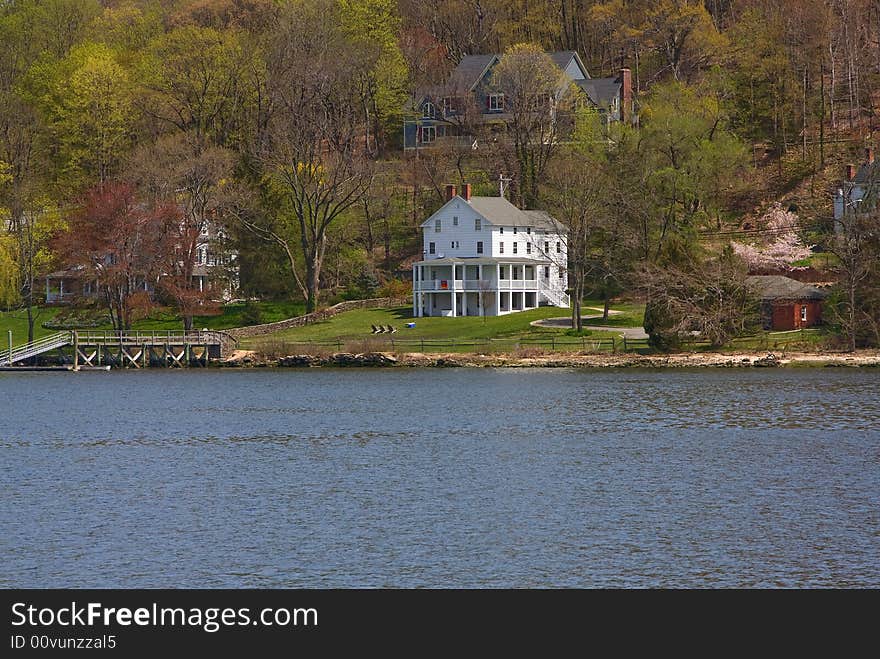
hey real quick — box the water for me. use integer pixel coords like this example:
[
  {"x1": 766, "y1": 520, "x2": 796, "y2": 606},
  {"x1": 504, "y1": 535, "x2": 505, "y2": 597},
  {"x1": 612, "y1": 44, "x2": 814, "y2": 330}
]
[{"x1": 1, "y1": 368, "x2": 878, "y2": 588}]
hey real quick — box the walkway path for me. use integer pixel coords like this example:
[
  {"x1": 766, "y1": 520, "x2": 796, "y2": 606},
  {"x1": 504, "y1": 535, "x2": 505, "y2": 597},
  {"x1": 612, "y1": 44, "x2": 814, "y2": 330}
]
[{"x1": 532, "y1": 308, "x2": 649, "y2": 340}]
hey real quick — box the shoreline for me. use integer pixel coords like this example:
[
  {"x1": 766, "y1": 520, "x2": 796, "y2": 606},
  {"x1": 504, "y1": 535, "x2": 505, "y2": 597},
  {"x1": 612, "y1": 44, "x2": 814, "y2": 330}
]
[{"x1": 222, "y1": 349, "x2": 880, "y2": 369}]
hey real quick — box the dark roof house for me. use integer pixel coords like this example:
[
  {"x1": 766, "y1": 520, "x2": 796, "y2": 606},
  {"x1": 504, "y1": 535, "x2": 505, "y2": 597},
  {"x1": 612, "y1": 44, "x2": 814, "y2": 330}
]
[
  {"x1": 747, "y1": 275, "x2": 828, "y2": 331},
  {"x1": 403, "y1": 50, "x2": 632, "y2": 150}
]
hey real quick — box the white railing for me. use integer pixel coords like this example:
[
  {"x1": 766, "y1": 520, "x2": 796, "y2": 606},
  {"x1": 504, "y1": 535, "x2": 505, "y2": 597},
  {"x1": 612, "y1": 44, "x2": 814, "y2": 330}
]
[
  {"x1": 498, "y1": 280, "x2": 538, "y2": 290},
  {"x1": 542, "y1": 288, "x2": 570, "y2": 308},
  {"x1": 0, "y1": 331, "x2": 72, "y2": 365}
]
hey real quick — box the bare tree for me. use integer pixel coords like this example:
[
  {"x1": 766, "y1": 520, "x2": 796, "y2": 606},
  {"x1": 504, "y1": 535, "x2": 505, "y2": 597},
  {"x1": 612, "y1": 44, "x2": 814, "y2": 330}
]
[{"x1": 235, "y1": 0, "x2": 374, "y2": 312}]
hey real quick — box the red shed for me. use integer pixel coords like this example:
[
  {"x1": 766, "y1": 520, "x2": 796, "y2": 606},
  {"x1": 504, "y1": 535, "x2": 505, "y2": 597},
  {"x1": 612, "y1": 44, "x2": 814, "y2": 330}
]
[{"x1": 747, "y1": 276, "x2": 828, "y2": 331}]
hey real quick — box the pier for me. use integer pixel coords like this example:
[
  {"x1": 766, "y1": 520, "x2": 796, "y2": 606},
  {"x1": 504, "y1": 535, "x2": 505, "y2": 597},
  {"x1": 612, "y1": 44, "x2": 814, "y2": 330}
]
[{"x1": 0, "y1": 330, "x2": 234, "y2": 369}]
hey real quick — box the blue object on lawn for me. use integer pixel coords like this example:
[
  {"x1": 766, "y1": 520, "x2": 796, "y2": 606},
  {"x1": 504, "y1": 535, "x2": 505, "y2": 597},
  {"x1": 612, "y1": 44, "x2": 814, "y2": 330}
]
[{"x1": 406, "y1": 322, "x2": 416, "y2": 328}]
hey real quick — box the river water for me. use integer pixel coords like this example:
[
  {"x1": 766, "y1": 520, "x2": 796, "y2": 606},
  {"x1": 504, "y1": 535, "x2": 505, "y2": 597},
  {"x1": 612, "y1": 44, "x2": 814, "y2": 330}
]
[{"x1": 1, "y1": 368, "x2": 878, "y2": 588}]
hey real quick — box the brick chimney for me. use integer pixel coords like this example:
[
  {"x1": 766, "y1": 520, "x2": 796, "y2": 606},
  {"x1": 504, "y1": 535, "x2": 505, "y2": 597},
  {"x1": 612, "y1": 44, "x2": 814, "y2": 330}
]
[
  {"x1": 846, "y1": 164, "x2": 857, "y2": 180},
  {"x1": 462, "y1": 183, "x2": 472, "y2": 201},
  {"x1": 445, "y1": 184, "x2": 457, "y2": 201},
  {"x1": 866, "y1": 147, "x2": 875, "y2": 165},
  {"x1": 619, "y1": 68, "x2": 632, "y2": 123}
]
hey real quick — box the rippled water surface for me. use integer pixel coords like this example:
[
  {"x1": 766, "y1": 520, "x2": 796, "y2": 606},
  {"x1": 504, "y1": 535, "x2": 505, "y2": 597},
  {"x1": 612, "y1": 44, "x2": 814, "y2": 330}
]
[{"x1": 1, "y1": 368, "x2": 878, "y2": 588}]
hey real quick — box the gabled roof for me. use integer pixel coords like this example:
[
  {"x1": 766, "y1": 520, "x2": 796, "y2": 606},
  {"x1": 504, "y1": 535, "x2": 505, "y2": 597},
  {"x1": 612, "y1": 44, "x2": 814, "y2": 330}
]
[
  {"x1": 420, "y1": 195, "x2": 567, "y2": 232},
  {"x1": 853, "y1": 161, "x2": 880, "y2": 185},
  {"x1": 448, "y1": 54, "x2": 499, "y2": 91},
  {"x1": 576, "y1": 77, "x2": 622, "y2": 108},
  {"x1": 549, "y1": 51, "x2": 591, "y2": 80},
  {"x1": 746, "y1": 276, "x2": 828, "y2": 301}
]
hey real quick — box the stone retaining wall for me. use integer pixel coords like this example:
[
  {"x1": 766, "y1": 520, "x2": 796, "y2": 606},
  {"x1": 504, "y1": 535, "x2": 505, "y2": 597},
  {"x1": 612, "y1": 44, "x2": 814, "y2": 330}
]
[{"x1": 226, "y1": 297, "x2": 411, "y2": 340}]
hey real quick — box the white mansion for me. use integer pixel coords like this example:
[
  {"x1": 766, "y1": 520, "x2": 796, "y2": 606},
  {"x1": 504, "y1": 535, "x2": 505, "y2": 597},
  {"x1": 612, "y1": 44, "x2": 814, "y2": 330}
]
[{"x1": 411, "y1": 184, "x2": 569, "y2": 317}]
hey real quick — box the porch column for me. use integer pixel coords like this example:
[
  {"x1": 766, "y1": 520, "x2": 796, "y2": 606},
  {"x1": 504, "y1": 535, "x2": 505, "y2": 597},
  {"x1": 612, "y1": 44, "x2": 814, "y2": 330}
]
[
  {"x1": 412, "y1": 264, "x2": 417, "y2": 317},
  {"x1": 496, "y1": 264, "x2": 501, "y2": 315}
]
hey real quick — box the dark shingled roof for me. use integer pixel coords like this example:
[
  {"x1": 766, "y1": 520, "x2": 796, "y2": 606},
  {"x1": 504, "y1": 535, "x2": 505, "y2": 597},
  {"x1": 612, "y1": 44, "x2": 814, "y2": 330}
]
[
  {"x1": 576, "y1": 77, "x2": 621, "y2": 108},
  {"x1": 448, "y1": 54, "x2": 498, "y2": 91},
  {"x1": 747, "y1": 276, "x2": 828, "y2": 301}
]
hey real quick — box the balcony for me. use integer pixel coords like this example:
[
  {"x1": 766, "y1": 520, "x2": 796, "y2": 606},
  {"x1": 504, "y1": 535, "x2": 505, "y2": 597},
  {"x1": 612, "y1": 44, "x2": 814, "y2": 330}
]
[{"x1": 414, "y1": 279, "x2": 539, "y2": 291}]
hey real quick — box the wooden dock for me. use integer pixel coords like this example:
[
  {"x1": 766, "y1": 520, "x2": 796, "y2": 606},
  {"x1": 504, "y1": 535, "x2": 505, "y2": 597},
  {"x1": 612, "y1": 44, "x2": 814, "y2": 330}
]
[{"x1": 0, "y1": 330, "x2": 234, "y2": 368}]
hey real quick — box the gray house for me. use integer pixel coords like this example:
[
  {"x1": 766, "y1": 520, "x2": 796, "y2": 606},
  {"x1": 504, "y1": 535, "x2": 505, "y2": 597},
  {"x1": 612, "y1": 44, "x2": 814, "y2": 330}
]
[{"x1": 403, "y1": 51, "x2": 632, "y2": 150}]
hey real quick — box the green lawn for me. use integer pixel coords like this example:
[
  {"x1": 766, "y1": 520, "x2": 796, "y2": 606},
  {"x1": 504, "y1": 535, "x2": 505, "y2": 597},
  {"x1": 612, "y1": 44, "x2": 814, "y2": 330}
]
[
  {"x1": 121, "y1": 301, "x2": 307, "y2": 331},
  {"x1": 240, "y1": 305, "x2": 628, "y2": 353},
  {"x1": 0, "y1": 301, "x2": 306, "y2": 348},
  {"x1": 0, "y1": 307, "x2": 63, "y2": 347}
]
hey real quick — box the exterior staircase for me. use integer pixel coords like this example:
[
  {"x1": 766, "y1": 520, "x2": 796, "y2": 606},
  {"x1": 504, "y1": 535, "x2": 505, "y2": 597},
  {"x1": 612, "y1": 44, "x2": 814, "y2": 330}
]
[
  {"x1": 0, "y1": 332, "x2": 72, "y2": 365},
  {"x1": 541, "y1": 288, "x2": 570, "y2": 308}
]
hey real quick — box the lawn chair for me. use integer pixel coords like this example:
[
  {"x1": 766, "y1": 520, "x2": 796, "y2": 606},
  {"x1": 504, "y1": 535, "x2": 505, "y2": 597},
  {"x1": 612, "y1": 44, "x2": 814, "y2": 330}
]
[
  {"x1": 371, "y1": 324, "x2": 382, "y2": 334},
  {"x1": 387, "y1": 325, "x2": 397, "y2": 334}
]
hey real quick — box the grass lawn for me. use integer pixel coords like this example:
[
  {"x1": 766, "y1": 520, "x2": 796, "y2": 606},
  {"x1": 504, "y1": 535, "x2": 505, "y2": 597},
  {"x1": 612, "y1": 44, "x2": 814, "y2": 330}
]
[
  {"x1": 0, "y1": 301, "x2": 306, "y2": 348},
  {"x1": 240, "y1": 305, "x2": 624, "y2": 353},
  {"x1": 0, "y1": 307, "x2": 63, "y2": 347},
  {"x1": 122, "y1": 301, "x2": 307, "y2": 332}
]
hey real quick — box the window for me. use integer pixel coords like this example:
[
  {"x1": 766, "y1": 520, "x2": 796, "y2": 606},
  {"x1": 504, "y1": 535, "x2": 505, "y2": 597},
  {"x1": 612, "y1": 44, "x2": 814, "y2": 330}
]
[
  {"x1": 526, "y1": 243, "x2": 532, "y2": 254},
  {"x1": 500, "y1": 266, "x2": 507, "y2": 279},
  {"x1": 474, "y1": 218, "x2": 481, "y2": 231},
  {"x1": 513, "y1": 267, "x2": 520, "y2": 280},
  {"x1": 451, "y1": 241, "x2": 459, "y2": 249},
  {"x1": 513, "y1": 226, "x2": 517, "y2": 234},
  {"x1": 423, "y1": 102, "x2": 435, "y2": 118},
  {"x1": 488, "y1": 93, "x2": 504, "y2": 112},
  {"x1": 429, "y1": 242, "x2": 435, "y2": 254},
  {"x1": 421, "y1": 125, "x2": 436, "y2": 144},
  {"x1": 499, "y1": 242, "x2": 504, "y2": 254},
  {"x1": 556, "y1": 241, "x2": 561, "y2": 254},
  {"x1": 513, "y1": 242, "x2": 518, "y2": 255},
  {"x1": 544, "y1": 241, "x2": 549, "y2": 253},
  {"x1": 477, "y1": 241, "x2": 484, "y2": 254},
  {"x1": 544, "y1": 266, "x2": 550, "y2": 279},
  {"x1": 526, "y1": 227, "x2": 531, "y2": 234},
  {"x1": 499, "y1": 227, "x2": 504, "y2": 234},
  {"x1": 559, "y1": 268, "x2": 565, "y2": 280},
  {"x1": 801, "y1": 305, "x2": 808, "y2": 322},
  {"x1": 453, "y1": 216, "x2": 458, "y2": 226},
  {"x1": 442, "y1": 96, "x2": 459, "y2": 116},
  {"x1": 435, "y1": 219, "x2": 441, "y2": 233}
]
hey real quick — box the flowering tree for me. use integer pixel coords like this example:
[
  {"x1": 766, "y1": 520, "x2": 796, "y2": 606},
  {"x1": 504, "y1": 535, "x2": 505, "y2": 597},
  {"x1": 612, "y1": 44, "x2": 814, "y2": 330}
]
[{"x1": 732, "y1": 204, "x2": 812, "y2": 271}]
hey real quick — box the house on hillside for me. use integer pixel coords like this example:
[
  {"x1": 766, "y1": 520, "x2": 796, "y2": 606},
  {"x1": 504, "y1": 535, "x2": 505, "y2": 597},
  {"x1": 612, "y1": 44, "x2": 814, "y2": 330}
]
[
  {"x1": 747, "y1": 275, "x2": 828, "y2": 331},
  {"x1": 834, "y1": 147, "x2": 877, "y2": 226},
  {"x1": 403, "y1": 50, "x2": 632, "y2": 150},
  {"x1": 46, "y1": 220, "x2": 237, "y2": 304},
  {"x1": 411, "y1": 184, "x2": 569, "y2": 317}
]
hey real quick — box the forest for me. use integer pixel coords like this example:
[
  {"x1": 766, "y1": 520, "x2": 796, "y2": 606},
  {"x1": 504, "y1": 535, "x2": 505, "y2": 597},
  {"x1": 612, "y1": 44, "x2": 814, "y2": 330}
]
[{"x1": 1, "y1": 0, "x2": 879, "y2": 348}]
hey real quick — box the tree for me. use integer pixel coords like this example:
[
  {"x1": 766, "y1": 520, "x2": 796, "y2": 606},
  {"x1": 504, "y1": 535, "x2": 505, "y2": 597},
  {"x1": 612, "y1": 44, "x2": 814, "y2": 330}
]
[
  {"x1": 26, "y1": 42, "x2": 134, "y2": 189},
  {"x1": 235, "y1": 0, "x2": 374, "y2": 313},
  {"x1": 57, "y1": 183, "x2": 177, "y2": 331},
  {"x1": 640, "y1": 247, "x2": 759, "y2": 349},
  {"x1": 492, "y1": 43, "x2": 568, "y2": 207},
  {"x1": 827, "y1": 205, "x2": 880, "y2": 350},
  {"x1": 127, "y1": 132, "x2": 236, "y2": 329}
]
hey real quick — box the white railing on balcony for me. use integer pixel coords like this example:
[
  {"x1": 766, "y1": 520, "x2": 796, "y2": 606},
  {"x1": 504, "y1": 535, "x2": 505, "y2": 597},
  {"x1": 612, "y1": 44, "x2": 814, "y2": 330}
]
[{"x1": 498, "y1": 280, "x2": 538, "y2": 290}]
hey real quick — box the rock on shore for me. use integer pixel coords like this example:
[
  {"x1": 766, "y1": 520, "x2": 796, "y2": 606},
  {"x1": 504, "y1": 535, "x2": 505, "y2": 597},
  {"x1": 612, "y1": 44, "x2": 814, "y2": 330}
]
[{"x1": 219, "y1": 349, "x2": 880, "y2": 368}]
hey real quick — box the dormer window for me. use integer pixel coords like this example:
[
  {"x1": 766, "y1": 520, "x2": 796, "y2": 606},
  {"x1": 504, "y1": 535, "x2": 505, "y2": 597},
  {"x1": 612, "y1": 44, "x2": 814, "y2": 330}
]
[
  {"x1": 435, "y1": 219, "x2": 441, "y2": 233},
  {"x1": 453, "y1": 216, "x2": 458, "y2": 226},
  {"x1": 423, "y1": 102, "x2": 436, "y2": 118},
  {"x1": 443, "y1": 97, "x2": 460, "y2": 116},
  {"x1": 488, "y1": 93, "x2": 504, "y2": 112},
  {"x1": 474, "y1": 218, "x2": 481, "y2": 231}
]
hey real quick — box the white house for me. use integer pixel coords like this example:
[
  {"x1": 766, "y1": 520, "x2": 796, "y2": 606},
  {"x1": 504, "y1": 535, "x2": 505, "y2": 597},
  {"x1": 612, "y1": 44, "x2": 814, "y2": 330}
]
[
  {"x1": 411, "y1": 184, "x2": 569, "y2": 317},
  {"x1": 834, "y1": 147, "x2": 877, "y2": 226}
]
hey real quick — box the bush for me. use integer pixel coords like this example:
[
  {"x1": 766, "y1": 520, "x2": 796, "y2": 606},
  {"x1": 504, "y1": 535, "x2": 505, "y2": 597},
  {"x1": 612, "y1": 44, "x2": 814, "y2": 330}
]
[{"x1": 379, "y1": 279, "x2": 411, "y2": 298}]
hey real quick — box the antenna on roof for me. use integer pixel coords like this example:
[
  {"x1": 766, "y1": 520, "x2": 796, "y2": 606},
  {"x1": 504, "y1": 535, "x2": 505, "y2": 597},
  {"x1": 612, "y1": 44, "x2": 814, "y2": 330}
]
[{"x1": 498, "y1": 174, "x2": 512, "y2": 198}]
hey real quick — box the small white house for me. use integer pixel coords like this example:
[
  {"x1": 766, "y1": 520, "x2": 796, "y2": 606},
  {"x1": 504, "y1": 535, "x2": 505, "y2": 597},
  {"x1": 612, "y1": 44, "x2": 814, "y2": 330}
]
[
  {"x1": 412, "y1": 184, "x2": 569, "y2": 317},
  {"x1": 834, "y1": 148, "x2": 877, "y2": 227}
]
